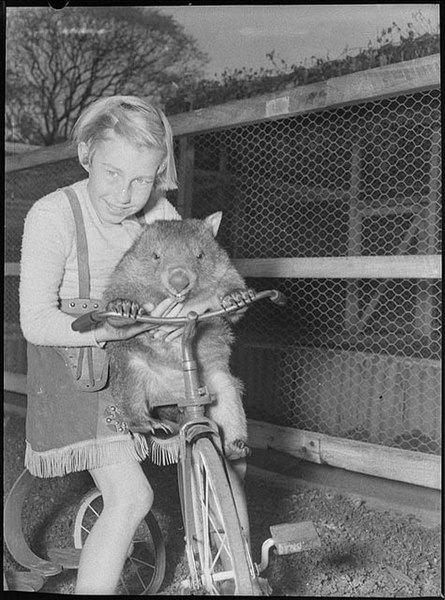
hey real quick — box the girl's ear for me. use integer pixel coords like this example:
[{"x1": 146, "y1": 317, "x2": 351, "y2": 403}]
[{"x1": 77, "y1": 142, "x2": 91, "y2": 172}]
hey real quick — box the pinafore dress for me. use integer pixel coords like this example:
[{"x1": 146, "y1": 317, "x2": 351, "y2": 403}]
[{"x1": 24, "y1": 187, "x2": 150, "y2": 478}]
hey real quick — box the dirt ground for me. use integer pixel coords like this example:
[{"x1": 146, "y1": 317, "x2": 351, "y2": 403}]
[{"x1": 3, "y1": 412, "x2": 442, "y2": 597}]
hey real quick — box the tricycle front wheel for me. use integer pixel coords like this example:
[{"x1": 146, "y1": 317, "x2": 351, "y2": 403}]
[{"x1": 183, "y1": 437, "x2": 260, "y2": 595}]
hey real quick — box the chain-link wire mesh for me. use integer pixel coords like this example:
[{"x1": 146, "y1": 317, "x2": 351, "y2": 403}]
[
  {"x1": 188, "y1": 89, "x2": 441, "y2": 456},
  {"x1": 5, "y1": 88, "x2": 441, "y2": 456}
]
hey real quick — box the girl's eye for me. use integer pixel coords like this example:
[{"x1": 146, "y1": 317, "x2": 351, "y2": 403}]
[
  {"x1": 106, "y1": 170, "x2": 119, "y2": 178},
  {"x1": 134, "y1": 177, "x2": 152, "y2": 186}
]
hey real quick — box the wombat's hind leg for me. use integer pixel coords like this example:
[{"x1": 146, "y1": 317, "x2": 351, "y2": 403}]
[{"x1": 205, "y1": 371, "x2": 249, "y2": 460}]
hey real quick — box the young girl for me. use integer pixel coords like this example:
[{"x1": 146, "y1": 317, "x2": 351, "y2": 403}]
[{"x1": 19, "y1": 96, "x2": 186, "y2": 594}]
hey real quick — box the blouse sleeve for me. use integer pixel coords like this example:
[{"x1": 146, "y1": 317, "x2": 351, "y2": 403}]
[{"x1": 19, "y1": 196, "x2": 98, "y2": 347}]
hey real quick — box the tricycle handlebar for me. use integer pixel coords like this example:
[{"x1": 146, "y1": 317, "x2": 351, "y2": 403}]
[{"x1": 71, "y1": 289, "x2": 286, "y2": 332}]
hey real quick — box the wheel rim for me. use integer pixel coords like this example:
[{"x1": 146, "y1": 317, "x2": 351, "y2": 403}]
[
  {"x1": 73, "y1": 488, "x2": 165, "y2": 595},
  {"x1": 187, "y1": 439, "x2": 255, "y2": 595}
]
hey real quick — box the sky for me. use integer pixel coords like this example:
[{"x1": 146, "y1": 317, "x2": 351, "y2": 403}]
[{"x1": 156, "y1": 4, "x2": 440, "y2": 77}]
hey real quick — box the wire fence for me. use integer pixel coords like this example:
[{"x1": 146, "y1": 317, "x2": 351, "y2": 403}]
[
  {"x1": 186, "y1": 88, "x2": 441, "y2": 456},
  {"x1": 5, "y1": 64, "x2": 441, "y2": 459}
]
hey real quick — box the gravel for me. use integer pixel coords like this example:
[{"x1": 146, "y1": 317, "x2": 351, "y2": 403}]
[{"x1": 4, "y1": 412, "x2": 442, "y2": 596}]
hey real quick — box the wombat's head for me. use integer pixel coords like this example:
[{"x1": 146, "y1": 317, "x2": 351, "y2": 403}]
[{"x1": 129, "y1": 212, "x2": 231, "y2": 302}]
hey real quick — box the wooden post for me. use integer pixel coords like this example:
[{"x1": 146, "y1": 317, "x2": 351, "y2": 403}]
[
  {"x1": 176, "y1": 136, "x2": 195, "y2": 218},
  {"x1": 414, "y1": 129, "x2": 441, "y2": 339},
  {"x1": 345, "y1": 143, "x2": 361, "y2": 332},
  {"x1": 426, "y1": 129, "x2": 441, "y2": 254}
]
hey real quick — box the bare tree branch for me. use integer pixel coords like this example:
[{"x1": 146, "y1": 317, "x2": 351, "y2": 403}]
[{"x1": 6, "y1": 6, "x2": 208, "y2": 144}]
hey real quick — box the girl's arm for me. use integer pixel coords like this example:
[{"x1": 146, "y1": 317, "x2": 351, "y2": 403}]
[{"x1": 19, "y1": 199, "x2": 100, "y2": 347}]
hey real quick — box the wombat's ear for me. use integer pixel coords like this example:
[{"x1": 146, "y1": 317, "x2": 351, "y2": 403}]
[{"x1": 204, "y1": 212, "x2": 223, "y2": 237}]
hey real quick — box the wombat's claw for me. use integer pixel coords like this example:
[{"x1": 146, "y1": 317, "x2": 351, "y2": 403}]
[
  {"x1": 132, "y1": 417, "x2": 174, "y2": 435},
  {"x1": 221, "y1": 288, "x2": 256, "y2": 311},
  {"x1": 107, "y1": 299, "x2": 145, "y2": 320},
  {"x1": 225, "y1": 439, "x2": 251, "y2": 460}
]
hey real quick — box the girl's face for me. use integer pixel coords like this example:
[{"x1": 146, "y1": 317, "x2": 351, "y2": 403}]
[{"x1": 78, "y1": 132, "x2": 165, "y2": 224}]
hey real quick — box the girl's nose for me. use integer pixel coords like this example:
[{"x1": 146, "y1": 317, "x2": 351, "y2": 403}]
[{"x1": 119, "y1": 186, "x2": 131, "y2": 204}]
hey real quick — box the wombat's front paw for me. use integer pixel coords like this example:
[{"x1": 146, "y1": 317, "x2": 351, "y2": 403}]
[
  {"x1": 106, "y1": 299, "x2": 144, "y2": 327},
  {"x1": 225, "y1": 439, "x2": 251, "y2": 461},
  {"x1": 220, "y1": 288, "x2": 256, "y2": 311}
]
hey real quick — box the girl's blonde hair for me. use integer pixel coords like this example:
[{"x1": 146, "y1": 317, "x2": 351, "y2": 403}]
[{"x1": 72, "y1": 96, "x2": 177, "y2": 191}]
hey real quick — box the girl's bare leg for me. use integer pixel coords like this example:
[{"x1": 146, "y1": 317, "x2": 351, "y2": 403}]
[{"x1": 75, "y1": 460, "x2": 153, "y2": 595}]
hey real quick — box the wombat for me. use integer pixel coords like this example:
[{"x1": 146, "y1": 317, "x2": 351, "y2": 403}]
[{"x1": 103, "y1": 212, "x2": 251, "y2": 459}]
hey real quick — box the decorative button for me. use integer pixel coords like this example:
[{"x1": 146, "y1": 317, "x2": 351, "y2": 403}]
[{"x1": 104, "y1": 405, "x2": 128, "y2": 433}]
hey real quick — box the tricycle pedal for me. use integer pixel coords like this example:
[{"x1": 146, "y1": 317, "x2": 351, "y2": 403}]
[
  {"x1": 47, "y1": 546, "x2": 82, "y2": 569},
  {"x1": 270, "y1": 521, "x2": 321, "y2": 554},
  {"x1": 5, "y1": 570, "x2": 46, "y2": 592}
]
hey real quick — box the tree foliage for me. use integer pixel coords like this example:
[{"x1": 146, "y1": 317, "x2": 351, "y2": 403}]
[
  {"x1": 6, "y1": 6, "x2": 208, "y2": 144},
  {"x1": 165, "y1": 12, "x2": 440, "y2": 115}
]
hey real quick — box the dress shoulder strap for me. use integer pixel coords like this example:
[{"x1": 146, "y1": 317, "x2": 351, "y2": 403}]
[{"x1": 62, "y1": 187, "x2": 91, "y2": 299}]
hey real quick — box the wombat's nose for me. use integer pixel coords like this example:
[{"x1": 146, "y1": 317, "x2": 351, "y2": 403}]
[{"x1": 169, "y1": 268, "x2": 190, "y2": 293}]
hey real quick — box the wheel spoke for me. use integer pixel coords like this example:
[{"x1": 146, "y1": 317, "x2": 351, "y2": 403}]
[
  {"x1": 87, "y1": 503, "x2": 101, "y2": 519},
  {"x1": 203, "y1": 470, "x2": 211, "y2": 575},
  {"x1": 130, "y1": 559, "x2": 148, "y2": 590},
  {"x1": 129, "y1": 555, "x2": 156, "y2": 569}
]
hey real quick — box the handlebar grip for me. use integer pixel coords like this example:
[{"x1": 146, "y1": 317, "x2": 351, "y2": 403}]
[
  {"x1": 269, "y1": 290, "x2": 287, "y2": 306},
  {"x1": 71, "y1": 311, "x2": 101, "y2": 332}
]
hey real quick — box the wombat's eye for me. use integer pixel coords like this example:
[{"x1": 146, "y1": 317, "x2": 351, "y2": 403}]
[
  {"x1": 152, "y1": 252, "x2": 161, "y2": 260},
  {"x1": 196, "y1": 251, "x2": 204, "y2": 260}
]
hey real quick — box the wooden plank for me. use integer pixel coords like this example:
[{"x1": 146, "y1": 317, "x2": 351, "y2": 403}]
[
  {"x1": 168, "y1": 54, "x2": 440, "y2": 136},
  {"x1": 321, "y1": 433, "x2": 441, "y2": 490},
  {"x1": 233, "y1": 254, "x2": 442, "y2": 279},
  {"x1": 6, "y1": 254, "x2": 442, "y2": 280},
  {"x1": 4, "y1": 401, "x2": 27, "y2": 418},
  {"x1": 247, "y1": 419, "x2": 441, "y2": 490},
  {"x1": 4, "y1": 372, "x2": 27, "y2": 396},
  {"x1": 176, "y1": 137, "x2": 195, "y2": 218},
  {"x1": 6, "y1": 140, "x2": 75, "y2": 173},
  {"x1": 5, "y1": 54, "x2": 440, "y2": 173},
  {"x1": 426, "y1": 130, "x2": 441, "y2": 254},
  {"x1": 248, "y1": 420, "x2": 322, "y2": 463},
  {"x1": 5, "y1": 263, "x2": 20, "y2": 276}
]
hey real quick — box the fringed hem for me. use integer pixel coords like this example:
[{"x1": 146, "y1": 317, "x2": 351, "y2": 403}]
[{"x1": 24, "y1": 434, "x2": 150, "y2": 478}]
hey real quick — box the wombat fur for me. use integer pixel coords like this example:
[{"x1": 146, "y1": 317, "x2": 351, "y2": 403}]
[{"x1": 103, "y1": 212, "x2": 249, "y2": 459}]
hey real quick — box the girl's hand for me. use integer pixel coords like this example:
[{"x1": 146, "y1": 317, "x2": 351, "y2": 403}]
[
  {"x1": 93, "y1": 298, "x2": 184, "y2": 343},
  {"x1": 144, "y1": 299, "x2": 185, "y2": 342}
]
